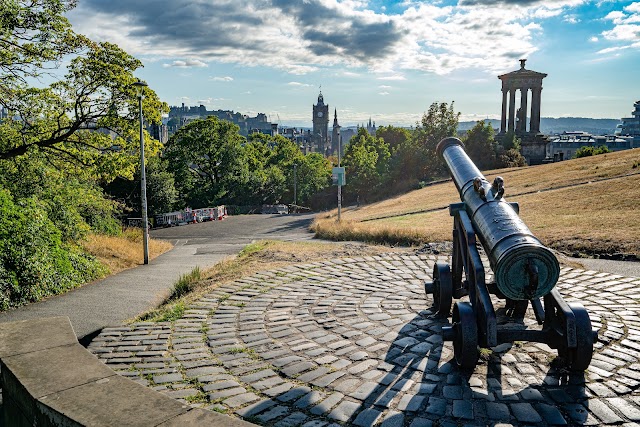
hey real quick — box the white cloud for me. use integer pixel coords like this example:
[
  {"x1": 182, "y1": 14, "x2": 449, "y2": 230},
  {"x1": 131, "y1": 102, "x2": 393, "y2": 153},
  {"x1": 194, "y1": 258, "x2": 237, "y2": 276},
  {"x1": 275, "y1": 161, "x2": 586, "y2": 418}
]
[
  {"x1": 379, "y1": 85, "x2": 392, "y2": 89},
  {"x1": 210, "y1": 76, "x2": 234, "y2": 82},
  {"x1": 287, "y1": 82, "x2": 312, "y2": 87},
  {"x1": 563, "y1": 15, "x2": 580, "y2": 24},
  {"x1": 163, "y1": 59, "x2": 208, "y2": 68},
  {"x1": 590, "y1": 36, "x2": 599, "y2": 42},
  {"x1": 377, "y1": 74, "x2": 406, "y2": 81},
  {"x1": 626, "y1": 2, "x2": 640, "y2": 13},
  {"x1": 67, "y1": 0, "x2": 593, "y2": 77},
  {"x1": 379, "y1": 91, "x2": 390, "y2": 95}
]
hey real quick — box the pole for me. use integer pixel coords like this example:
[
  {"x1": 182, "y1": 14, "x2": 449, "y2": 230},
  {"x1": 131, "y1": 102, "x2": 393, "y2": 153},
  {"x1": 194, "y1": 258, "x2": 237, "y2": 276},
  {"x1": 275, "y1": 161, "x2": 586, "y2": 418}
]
[
  {"x1": 337, "y1": 131, "x2": 341, "y2": 222},
  {"x1": 293, "y1": 163, "x2": 297, "y2": 208},
  {"x1": 133, "y1": 80, "x2": 149, "y2": 265}
]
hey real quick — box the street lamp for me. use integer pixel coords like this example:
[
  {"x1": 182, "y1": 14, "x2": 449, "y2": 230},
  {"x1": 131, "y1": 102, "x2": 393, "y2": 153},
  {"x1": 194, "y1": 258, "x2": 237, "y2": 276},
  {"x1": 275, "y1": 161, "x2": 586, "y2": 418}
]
[
  {"x1": 337, "y1": 128, "x2": 342, "y2": 222},
  {"x1": 293, "y1": 163, "x2": 297, "y2": 208},
  {"x1": 132, "y1": 80, "x2": 149, "y2": 265}
]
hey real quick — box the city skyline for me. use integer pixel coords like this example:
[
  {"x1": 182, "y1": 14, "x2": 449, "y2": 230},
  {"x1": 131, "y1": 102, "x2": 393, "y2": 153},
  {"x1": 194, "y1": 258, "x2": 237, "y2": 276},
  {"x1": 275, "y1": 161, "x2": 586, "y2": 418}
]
[{"x1": 66, "y1": 0, "x2": 640, "y2": 127}]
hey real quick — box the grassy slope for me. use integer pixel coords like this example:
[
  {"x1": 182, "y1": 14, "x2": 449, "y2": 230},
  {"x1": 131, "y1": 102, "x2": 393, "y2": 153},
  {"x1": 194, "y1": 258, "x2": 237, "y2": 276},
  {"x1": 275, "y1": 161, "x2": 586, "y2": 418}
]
[
  {"x1": 81, "y1": 228, "x2": 174, "y2": 276},
  {"x1": 313, "y1": 149, "x2": 640, "y2": 257}
]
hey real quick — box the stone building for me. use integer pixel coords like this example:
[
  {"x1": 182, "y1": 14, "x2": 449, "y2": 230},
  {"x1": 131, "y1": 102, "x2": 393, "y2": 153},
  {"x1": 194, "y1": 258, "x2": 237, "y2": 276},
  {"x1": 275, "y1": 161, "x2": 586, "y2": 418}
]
[
  {"x1": 498, "y1": 60, "x2": 549, "y2": 164},
  {"x1": 331, "y1": 109, "x2": 342, "y2": 158},
  {"x1": 619, "y1": 100, "x2": 640, "y2": 145},
  {"x1": 312, "y1": 91, "x2": 329, "y2": 155},
  {"x1": 548, "y1": 132, "x2": 634, "y2": 161}
]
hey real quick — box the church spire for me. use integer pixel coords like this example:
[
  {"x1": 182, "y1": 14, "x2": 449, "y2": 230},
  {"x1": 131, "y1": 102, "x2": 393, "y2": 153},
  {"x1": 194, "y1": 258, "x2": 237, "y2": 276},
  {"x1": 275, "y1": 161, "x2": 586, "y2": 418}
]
[{"x1": 333, "y1": 108, "x2": 339, "y2": 127}]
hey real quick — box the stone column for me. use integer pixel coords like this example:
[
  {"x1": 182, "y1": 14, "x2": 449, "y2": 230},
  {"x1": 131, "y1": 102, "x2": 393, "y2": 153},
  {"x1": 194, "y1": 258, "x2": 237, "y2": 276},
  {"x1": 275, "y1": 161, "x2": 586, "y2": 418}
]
[
  {"x1": 530, "y1": 87, "x2": 542, "y2": 133},
  {"x1": 500, "y1": 89, "x2": 508, "y2": 133},
  {"x1": 520, "y1": 87, "x2": 529, "y2": 133},
  {"x1": 507, "y1": 89, "x2": 516, "y2": 133}
]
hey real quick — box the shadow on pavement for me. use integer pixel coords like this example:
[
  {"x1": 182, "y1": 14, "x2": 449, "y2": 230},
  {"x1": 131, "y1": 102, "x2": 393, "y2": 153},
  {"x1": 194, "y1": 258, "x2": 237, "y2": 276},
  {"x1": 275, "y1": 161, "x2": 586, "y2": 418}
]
[{"x1": 352, "y1": 305, "x2": 589, "y2": 425}]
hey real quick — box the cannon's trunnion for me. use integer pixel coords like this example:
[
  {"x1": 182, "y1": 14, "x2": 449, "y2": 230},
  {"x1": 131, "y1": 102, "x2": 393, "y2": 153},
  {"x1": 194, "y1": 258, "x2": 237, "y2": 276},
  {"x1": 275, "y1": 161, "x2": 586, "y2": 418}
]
[{"x1": 427, "y1": 137, "x2": 597, "y2": 371}]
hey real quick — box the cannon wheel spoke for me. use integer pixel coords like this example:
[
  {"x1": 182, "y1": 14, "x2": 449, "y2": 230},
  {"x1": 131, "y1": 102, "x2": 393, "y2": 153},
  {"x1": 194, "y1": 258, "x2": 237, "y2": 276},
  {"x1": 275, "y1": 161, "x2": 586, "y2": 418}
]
[
  {"x1": 452, "y1": 301, "x2": 479, "y2": 369},
  {"x1": 562, "y1": 303, "x2": 594, "y2": 371},
  {"x1": 433, "y1": 263, "x2": 453, "y2": 317}
]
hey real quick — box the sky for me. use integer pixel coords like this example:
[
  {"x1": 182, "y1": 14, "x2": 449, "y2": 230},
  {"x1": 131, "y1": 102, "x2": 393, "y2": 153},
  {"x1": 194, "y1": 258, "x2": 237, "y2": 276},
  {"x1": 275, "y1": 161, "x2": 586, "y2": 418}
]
[{"x1": 66, "y1": 0, "x2": 640, "y2": 127}]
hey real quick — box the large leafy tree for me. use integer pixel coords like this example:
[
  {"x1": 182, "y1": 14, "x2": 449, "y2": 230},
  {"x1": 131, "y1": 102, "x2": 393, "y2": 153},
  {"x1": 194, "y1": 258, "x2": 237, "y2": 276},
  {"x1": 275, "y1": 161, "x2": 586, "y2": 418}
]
[
  {"x1": 376, "y1": 125, "x2": 411, "y2": 152},
  {"x1": 0, "y1": 0, "x2": 167, "y2": 180},
  {"x1": 164, "y1": 116, "x2": 248, "y2": 208},
  {"x1": 343, "y1": 128, "x2": 391, "y2": 202},
  {"x1": 462, "y1": 120, "x2": 499, "y2": 170},
  {"x1": 389, "y1": 101, "x2": 459, "y2": 186}
]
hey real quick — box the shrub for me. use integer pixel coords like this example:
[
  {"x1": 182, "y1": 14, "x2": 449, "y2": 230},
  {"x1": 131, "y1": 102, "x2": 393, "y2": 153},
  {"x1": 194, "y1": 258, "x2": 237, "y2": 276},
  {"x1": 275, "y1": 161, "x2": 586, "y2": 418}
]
[
  {"x1": 0, "y1": 189, "x2": 106, "y2": 310},
  {"x1": 575, "y1": 145, "x2": 610, "y2": 158}
]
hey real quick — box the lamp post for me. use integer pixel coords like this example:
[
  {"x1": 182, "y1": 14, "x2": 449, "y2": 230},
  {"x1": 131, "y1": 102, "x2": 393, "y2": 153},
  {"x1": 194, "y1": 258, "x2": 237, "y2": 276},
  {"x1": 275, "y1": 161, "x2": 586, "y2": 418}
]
[
  {"x1": 132, "y1": 80, "x2": 149, "y2": 265},
  {"x1": 293, "y1": 163, "x2": 297, "y2": 208},
  {"x1": 337, "y1": 129, "x2": 342, "y2": 222}
]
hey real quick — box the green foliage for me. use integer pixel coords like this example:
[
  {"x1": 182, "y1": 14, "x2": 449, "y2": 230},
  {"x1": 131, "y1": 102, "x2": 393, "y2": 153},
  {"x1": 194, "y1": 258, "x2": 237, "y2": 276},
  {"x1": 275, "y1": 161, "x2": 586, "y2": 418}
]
[
  {"x1": 0, "y1": 0, "x2": 168, "y2": 181},
  {"x1": 375, "y1": 125, "x2": 410, "y2": 152},
  {"x1": 1, "y1": 155, "x2": 121, "y2": 240},
  {"x1": 575, "y1": 145, "x2": 611, "y2": 158},
  {"x1": 164, "y1": 123, "x2": 331, "y2": 208},
  {"x1": 0, "y1": 188, "x2": 106, "y2": 310},
  {"x1": 103, "y1": 155, "x2": 177, "y2": 219},
  {"x1": 388, "y1": 101, "x2": 459, "y2": 189},
  {"x1": 169, "y1": 267, "x2": 202, "y2": 300},
  {"x1": 500, "y1": 131, "x2": 521, "y2": 151},
  {"x1": 499, "y1": 148, "x2": 527, "y2": 168},
  {"x1": 343, "y1": 128, "x2": 391, "y2": 202},
  {"x1": 462, "y1": 120, "x2": 499, "y2": 170},
  {"x1": 164, "y1": 116, "x2": 248, "y2": 207}
]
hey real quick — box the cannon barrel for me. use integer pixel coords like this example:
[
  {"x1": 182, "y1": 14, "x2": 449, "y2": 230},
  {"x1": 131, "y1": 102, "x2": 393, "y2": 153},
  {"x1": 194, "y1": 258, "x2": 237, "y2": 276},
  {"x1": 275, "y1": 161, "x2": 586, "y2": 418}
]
[{"x1": 436, "y1": 137, "x2": 559, "y2": 300}]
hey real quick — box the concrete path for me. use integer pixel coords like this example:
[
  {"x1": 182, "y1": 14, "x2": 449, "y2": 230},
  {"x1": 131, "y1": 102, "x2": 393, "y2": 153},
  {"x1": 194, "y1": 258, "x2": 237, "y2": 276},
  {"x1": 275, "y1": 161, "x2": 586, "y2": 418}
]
[
  {"x1": 0, "y1": 214, "x2": 316, "y2": 339},
  {"x1": 88, "y1": 251, "x2": 640, "y2": 426}
]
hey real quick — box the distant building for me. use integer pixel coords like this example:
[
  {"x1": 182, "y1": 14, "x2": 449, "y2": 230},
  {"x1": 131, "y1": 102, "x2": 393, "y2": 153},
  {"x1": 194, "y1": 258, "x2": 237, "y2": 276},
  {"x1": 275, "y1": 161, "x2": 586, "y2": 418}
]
[
  {"x1": 167, "y1": 104, "x2": 273, "y2": 137},
  {"x1": 547, "y1": 131, "x2": 634, "y2": 161},
  {"x1": 148, "y1": 123, "x2": 168, "y2": 144},
  {"x1": 312, "y1": 91, "x2": 330, "y2": 155},
  {"x1": 279, "y1": 127, "x2": 313, "y2": 153},
  {"x1": 619, "y1": 100, "x2": 640, "y2": 145},
  {"x1": 331, "y1": 109, "x2": 341, "y2": 158}
]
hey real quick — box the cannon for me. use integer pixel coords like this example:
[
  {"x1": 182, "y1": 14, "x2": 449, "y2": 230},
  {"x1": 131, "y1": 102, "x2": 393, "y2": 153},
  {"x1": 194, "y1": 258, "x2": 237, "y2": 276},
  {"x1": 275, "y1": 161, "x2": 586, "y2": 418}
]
[{"x1": 429, "y1": 137, "x2": 596, "y2": 370}]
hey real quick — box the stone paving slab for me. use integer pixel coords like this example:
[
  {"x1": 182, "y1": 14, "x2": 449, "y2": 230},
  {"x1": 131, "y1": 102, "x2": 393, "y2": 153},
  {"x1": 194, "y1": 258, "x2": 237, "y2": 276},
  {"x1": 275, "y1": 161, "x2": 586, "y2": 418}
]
[{"x1": 88, "y1": 253, "x2": 640, "y2": 426}]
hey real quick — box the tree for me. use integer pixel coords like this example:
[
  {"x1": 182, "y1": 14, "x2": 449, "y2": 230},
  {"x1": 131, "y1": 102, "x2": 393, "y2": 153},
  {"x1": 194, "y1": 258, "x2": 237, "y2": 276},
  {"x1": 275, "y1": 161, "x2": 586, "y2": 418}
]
[
  {"x1": 376, "y1": 125, "x2": 410, "y2": 152},
  {"x1": 0, "y1": 0, "x2": 168, "y2": 181},
  {"x1": 389, "y1": 101, "x2": 460, "y2": 187},
  {"x1": 343, "y1": 128, "x2": 391, "y2": 202},
  {"x1": 463, "y1": 120, "x2": 499, "y2": 170},
  {"x1": 296, "y1": 153, "x2": 332, "y2": 206},
  {"x1": 164, "y1": 116, "x2": 248, "y2": 208}
]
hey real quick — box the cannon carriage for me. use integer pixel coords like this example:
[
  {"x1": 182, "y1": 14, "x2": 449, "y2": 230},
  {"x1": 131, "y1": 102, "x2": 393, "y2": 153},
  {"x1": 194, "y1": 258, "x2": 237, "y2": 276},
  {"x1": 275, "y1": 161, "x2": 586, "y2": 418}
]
[{"x1": 429, "y1": 137, "x2": 597, "y2": 370}]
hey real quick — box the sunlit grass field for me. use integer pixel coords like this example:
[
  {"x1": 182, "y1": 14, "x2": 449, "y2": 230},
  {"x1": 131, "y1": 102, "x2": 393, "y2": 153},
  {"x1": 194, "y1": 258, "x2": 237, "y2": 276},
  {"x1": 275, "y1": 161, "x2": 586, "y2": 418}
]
[{"x1": 313, "y1": 149, "x2": 640, "y2": 257}]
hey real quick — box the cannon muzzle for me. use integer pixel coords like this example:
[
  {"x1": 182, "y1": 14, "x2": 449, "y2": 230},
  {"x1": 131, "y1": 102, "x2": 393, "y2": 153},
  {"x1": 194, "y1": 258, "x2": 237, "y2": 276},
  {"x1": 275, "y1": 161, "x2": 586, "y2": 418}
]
[{"x1": 436, "y1": 137, "x2": 559, "y2": 300}]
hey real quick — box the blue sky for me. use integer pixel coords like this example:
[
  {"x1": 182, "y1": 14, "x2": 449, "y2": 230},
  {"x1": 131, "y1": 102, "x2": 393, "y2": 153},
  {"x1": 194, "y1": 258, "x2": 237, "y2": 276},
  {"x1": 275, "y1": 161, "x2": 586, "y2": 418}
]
[{"x1": 67, "y1": 0, "x2": 640, "y2": 127}]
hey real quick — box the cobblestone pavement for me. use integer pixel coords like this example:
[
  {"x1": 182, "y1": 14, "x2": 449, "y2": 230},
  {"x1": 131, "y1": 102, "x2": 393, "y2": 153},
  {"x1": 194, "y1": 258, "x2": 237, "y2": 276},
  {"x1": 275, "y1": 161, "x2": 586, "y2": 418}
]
[{"x1": 88, "y1": 253, "x2": 640, "y2": 426}]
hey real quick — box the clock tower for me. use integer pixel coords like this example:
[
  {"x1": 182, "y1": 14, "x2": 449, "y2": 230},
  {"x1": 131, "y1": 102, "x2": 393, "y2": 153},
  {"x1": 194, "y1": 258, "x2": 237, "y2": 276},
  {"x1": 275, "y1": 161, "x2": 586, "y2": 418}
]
[{"x1": 312, "y1": 91, "x2": 329, "y2": 154}]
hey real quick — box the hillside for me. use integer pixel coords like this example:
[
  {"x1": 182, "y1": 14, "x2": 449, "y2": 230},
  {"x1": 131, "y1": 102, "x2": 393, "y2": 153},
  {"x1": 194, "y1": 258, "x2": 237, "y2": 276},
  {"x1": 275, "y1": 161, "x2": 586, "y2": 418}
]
[
  {"x1": 313, "y1": 148, "x2": 640, "y2": 258},
  {"x1": 458, "y1": 117, "x2": 620, "y2": 135}
]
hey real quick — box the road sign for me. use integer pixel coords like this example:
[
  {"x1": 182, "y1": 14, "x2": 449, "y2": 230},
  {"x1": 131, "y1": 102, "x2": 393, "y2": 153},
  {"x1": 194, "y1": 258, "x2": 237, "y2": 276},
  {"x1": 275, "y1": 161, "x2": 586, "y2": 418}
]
[{"x1": 332, "y1": 167, "x2": 346, "y2": 186}]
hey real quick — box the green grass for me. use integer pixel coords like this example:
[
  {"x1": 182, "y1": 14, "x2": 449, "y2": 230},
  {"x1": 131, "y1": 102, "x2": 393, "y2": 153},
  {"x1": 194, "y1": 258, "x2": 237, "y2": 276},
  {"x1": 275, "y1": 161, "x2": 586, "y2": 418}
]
[{"x1": 136, "y1": 267, "x2": 202, "y2": 322}]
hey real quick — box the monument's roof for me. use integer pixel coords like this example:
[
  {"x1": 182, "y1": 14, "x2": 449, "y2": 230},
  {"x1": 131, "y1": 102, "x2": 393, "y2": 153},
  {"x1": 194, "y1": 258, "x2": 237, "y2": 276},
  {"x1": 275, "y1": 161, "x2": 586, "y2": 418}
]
[{"x1": 498, "y1": 59, "x2": 547, "y2": 80}]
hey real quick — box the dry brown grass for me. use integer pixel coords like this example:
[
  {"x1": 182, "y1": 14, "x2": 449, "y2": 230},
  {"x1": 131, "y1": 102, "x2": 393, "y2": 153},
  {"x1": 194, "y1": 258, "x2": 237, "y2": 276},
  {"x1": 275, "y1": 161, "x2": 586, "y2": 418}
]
[
  {"x1": 81, "y1": 228, "x2": 174, "y2": 275},
  {"x1": 315, "y1": 149, "x2": 640, "y2": 257}
]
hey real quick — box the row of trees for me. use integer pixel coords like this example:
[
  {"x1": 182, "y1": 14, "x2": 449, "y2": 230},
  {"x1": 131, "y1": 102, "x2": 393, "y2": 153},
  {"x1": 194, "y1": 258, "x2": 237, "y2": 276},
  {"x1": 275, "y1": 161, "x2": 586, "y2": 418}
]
[
  {"x1": 341, "y1": 102, "x2": 526, "y2": 204},
  {"x1": 105, "y1": 117, "x2": 333, "y2": 217}
]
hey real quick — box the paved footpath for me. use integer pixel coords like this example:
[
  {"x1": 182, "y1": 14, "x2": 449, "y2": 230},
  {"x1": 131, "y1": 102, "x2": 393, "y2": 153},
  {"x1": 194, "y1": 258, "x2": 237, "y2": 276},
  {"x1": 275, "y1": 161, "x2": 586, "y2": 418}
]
[{"x1": 88, "y1": 252, "x2": 640, "y2": 426}]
